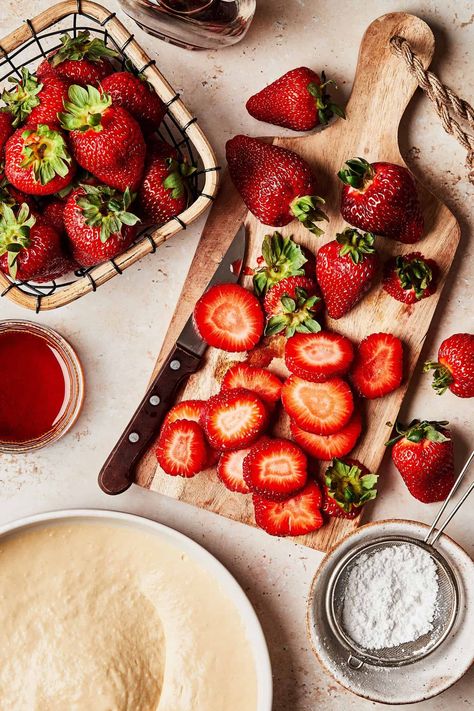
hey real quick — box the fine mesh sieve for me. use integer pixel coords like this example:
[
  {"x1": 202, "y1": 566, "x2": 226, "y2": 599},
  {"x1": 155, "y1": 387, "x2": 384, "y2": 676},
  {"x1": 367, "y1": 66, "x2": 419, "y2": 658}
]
[{"x1": 325, "y1": 450, "x2": 474, "y2": 668}]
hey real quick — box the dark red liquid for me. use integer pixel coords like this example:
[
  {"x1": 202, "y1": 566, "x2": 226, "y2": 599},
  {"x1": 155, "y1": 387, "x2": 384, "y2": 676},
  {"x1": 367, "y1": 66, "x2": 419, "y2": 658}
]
[{"x1": 0, "y1": 330, "x2": 69, "y2": 443}]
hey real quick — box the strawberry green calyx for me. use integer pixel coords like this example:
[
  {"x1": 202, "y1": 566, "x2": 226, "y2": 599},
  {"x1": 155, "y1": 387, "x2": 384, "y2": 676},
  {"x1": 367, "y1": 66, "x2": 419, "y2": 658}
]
[
  {"x1": 325, "y1": 458, "x2": 378, "y2": 513},
  {"x1": 76, "y1": 184, "x2": 140, "y2": 242},
  {"x1": 265, "y1": 287, "x2": 321, "y2": 338},
  {"x1": 163, "y1": 158, "x2": 197, "y2": 199},
  {"x1": 51, "y1": 30, "x2": 117, "y2": 67},
  {"x1": 422, "y1": 361, "x2": 453, "y2": 395},
  {"x1": 385, "y1": 419, "x2": 450, "y2": 446},
  {"x1": 336, "y1": 227, "x2": 375, "y2": 264},
  {"x1": 59, "y1": 85, "x2": 112, "y2": 132},
  {"x1": 0, "y1": 203, "x2": 35, "y2": 278},
  {"x1": 21, "y1": 124, "x2": 72, "y2": 185},
  {"x1": 1, "y1": 68, "x2": 42, "y2": 127},
  {"x1": 0, "y1": 178, "x2": 18, "y2": 209},
  {"x1": 307, "y1": 73, "x2": 346, "y2": 126},
  {"x1": 290, "y1": 194, "x2": 328, "y2": 236},
  {"x1": 338, "y1": 157, "x2": 374, "y2": 189},
  {"x1": 253, "y1": 232, "x2": 307, "y2": 297},
  {"x1": 395, "y1": 255, "x2": 432, "y2": 299}
]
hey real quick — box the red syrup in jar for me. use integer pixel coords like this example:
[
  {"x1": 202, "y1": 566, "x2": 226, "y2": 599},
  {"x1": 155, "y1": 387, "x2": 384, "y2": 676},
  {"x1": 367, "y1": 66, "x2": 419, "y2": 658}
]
[{"x1": 0, "y1": 329, "x2": 70, "y2": 443}]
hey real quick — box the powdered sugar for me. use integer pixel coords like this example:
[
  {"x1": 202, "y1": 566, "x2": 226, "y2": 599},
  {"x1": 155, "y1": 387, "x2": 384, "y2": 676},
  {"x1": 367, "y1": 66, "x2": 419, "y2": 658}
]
[{"x1": 342, "y1": 543, "x2": 439, "y2": 650}]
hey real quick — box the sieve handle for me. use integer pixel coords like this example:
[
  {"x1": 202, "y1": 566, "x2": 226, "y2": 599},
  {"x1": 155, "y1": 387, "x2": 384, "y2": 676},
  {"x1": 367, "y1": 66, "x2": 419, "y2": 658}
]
[{"x1": 424, "y1": 449, "x2": 474, "y2": 547}]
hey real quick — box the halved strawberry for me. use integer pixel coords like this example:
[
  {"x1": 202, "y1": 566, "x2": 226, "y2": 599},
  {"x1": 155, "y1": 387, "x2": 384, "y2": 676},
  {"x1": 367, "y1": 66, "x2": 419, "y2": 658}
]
[
  {"x1": 253, "y1": 481, "x2": 323, "y2": 537},
  {"x1": 221, "y1": 363, "x2": 282, "y2": 407},
  {"x1": 321, "y1": 457, "x2": 378, "y2": 519},
  {"x1": 217, "y1": 447, "x2": 253, "y2": 494},
  {"x1": 351, "y1": 332, "x2": 403, "y2": 399},
  {"x1": 156, "y1": 419, "x2": 208, "y2": 477},
  {"x1": 162, "y1": 399, "x2": 206, "y2": 429},
  {"x1": 200, "y1": 387, "x2": 269, "y2": 451},
  {"x1": 193, "y1": 283, "x2": 264, "y2": 353},
  {"x1": 290, "y1": 410, "x2": 362, "y2": 459},
  {"x1": 281, "y1": 375, "x2": 354, "y2": 435},
  {"x1": 243, "y1": 437, "x2": 307, "y2": 500},
  {"x1": 285, "y1": 331, "x2": 354, "y2": 382}
]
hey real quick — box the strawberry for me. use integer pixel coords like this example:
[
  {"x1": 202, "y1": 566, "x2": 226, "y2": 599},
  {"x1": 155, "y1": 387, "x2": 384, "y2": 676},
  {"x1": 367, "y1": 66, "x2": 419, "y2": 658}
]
[
  {"x1": 264, "y1": 276, "x2": 322, "y2": 338},
  {"x1": 321, "y1": 457, "x2": 378, "y2": 519},
  {"x1": 138, "y1": 139, "x2": 196, "y2": 225},
  {"x1": 243, "y1": 437, "x2": 308, "y2": 500},
  {"x1": 59, "y1": 85, "x2": 146, "y2": 192},
  {"x1": 0, "y1": 112, "x2": 13, "y2": 155},
  {"x1": 37, "y1": 31, "x2": 117, "y2": 87},
  {"x1": 386, "y1": 419, "x2": 455, "y2": 503},
  {"x1": 0, "y1": 203, "x2": 70, "y2": 282},
  {"x1": 0, "y1": 175, "x2": 36, "y2": 214},
  {"x1": 338, "y1": 158, "x2": 424, "y2": 243},
  {"x1": 217, "y1": 447, "x2": 253, "y2": 494},
  {"x1": 1, "y1": 68, "x2": 68, "y2": 129},
  {"x1": 424, "y1": 333, "x2": 474, "y2": 398},
  {"x1": 252, "y1": 231, "x2": 309, "y2": 297},
  {"x1": 193, "y1": 283, "x2": 264, "y2": 352},
  {"x1": 281, "y1": 375, "x2": 354, "y2": 435},
  {"x1": 101, "y1": 71, "x2": 166, "y2": 135},
  {"x1": 253, "y1": 481, "x2": 323, "y2": 537},
  {"x1": 162, "y1": 399, "x2": 206, "y2": 430},
  {"x1": 226, "y1": 134, "x2": 327, "y2": 235},
  {"x1": 5, "y1": 124, "x2": 75, "y2": 196},
  {"x1": 351, "y1": 332, "x2": 403, "y2": 399},
  {"x1": 156, "y1": 419, "x2": 208, "y2": 477},
  {"x1": 221, "y1": 363, "x2": 282, "y2": 407},
  {"x1": 42, "y1": 198, "x2": 66, "y2": 234},
  {"x1": 63, "y1": 185, "x2": 140, "y2": 267},
  {"x1": 285, "y1": 331, "x2": 354, "y2": 382},
  {"x1": 246, "y1": 67, "x2": 345, "y2": 131},
  {"x1": 290, "y1": 410, "x2": 362, "y2": 460},
  {"x1": 383, "y1": 252, "x2": 438, "y2": 304},
  {"x1": 200, "y1": 387, "x2": 269, "y2": 451},
  {"x1": 316, "y1": 228, "x2": 378, "y2": 319}
]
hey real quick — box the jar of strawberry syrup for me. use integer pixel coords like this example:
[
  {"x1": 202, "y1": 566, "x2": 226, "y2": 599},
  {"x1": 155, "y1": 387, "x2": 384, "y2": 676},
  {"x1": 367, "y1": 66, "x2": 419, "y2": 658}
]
[{"x1": 0, "y1": 321, "x2": 84, "y2": 452}]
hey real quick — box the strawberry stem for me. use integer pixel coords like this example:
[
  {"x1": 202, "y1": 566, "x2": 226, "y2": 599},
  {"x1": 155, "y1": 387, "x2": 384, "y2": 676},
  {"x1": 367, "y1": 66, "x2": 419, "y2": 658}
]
[
  {"x1": 20, "y1": 124, "x2": 72, "y2": 185},
  {"x1": 325, "y1": 458, "x2": 378, "y2": 512},
  {"x1": 337, "y1": 157, "x2": 374, "y2": 189},
  {"x1": 51, "y1": 30, "x2": 117, "y2": 67},
  {"x1": 162, "y1": 158, "x2": 197, "y2": 200},
  {"x1": 76, "y1": 184, "x2": 140, "y2": 242},
  {"x1": 0, "y1": 203, "x2": 35, "y2": 279},
  {"x1": 336, "y1": 227, "x2": 375, "y2": 264},
  {"x1": 265, "y1": 287, "x2": 321, "y2": 338},
  {"x1": 59, "y1": 85, "x2": 112, "y2": 133},
  {"x1": 307, "y1": 72, "x2": 346, "y2": 126},
  {"x1": 395, "y1": 255, "x2": 432, "y2": 299},
  {"x1": 1, "y1": 68, "x2": 42, "y2": 127},
  {"x1": 423, "y1": 361, "x2": 453, "y2": 395},
  {"x1": 385, "y1": 419, "x2": 450, "y2": 446},
  {"x1": 253, "y1": 232, "x2": 307, "y2": 297},
  {"x1": 290, "y1": 194, "x2": 328, "y2": 236}
]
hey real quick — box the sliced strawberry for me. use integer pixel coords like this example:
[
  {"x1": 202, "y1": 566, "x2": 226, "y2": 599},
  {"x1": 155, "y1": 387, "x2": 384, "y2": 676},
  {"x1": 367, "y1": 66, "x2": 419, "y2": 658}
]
[
  {"x1": 217, "y1": 447, "x2": 253, "y2": 494},
  {"x1": 351, "y1": 332, "x2": 403, "y2": 399},
  {"x1": 193, "y1": 283, "x2": 264, "y2": 353},
  {"x1": 321, "y1": 457, "x2": 378, "y2": 518},
  {"x1": 285, "y1": 331, "x2": 354, "y2": 382},
  {"x1": 243, "y1": 437, "x2": 308, "y2": 500},
  {"x1": 281, "y1": 375, "x2": 354, "y2": 435},
  {"x1": 156, "y1": 419, "x2": 208, "y2": 477},
  {"x1": 290, "y1": 410, "x2": 362, "y2": 459},
  {"x1": 221, "y1": 363, "x2": 282, "y2": 407},
  {"x1": 162, "y1": 399, "x2": 206, "y2": 429},
  {"x1": 253, "y1": 481, "x2": 323, "y2": 537},
  {"x1": 200, "y1": 388, "x2": 269, "y2": 451}
]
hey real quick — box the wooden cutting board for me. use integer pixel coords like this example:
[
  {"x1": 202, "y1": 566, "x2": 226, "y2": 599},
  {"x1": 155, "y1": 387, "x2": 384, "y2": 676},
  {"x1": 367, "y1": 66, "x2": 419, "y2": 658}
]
[{"x1": 134, "y1": 12, "x2": 460, "y2": 552}]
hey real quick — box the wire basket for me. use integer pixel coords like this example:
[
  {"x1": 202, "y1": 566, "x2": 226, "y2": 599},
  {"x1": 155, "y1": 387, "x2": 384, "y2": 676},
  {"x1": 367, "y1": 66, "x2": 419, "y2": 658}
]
[{"x1": 0, "y1": 0, "x2": 220, "y2": 312}]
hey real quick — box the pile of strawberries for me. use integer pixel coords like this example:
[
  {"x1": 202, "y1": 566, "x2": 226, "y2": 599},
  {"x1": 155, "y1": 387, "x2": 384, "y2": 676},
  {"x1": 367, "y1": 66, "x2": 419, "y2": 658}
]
[{"x1": 0, "y1": 31, "x2": 194, "y2": 281}]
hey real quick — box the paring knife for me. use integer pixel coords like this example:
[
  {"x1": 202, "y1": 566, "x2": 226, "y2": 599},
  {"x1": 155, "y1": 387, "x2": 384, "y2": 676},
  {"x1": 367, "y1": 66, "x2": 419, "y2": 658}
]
[{"x1": 98, "y1": 224, "x2": 247, "y2": 495}]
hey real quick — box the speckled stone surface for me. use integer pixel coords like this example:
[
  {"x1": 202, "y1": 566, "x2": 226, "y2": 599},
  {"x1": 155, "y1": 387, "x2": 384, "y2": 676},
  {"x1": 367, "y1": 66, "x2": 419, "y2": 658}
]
[{"x1": 0, "y1": 1, "x2": 473, "y2": 709}]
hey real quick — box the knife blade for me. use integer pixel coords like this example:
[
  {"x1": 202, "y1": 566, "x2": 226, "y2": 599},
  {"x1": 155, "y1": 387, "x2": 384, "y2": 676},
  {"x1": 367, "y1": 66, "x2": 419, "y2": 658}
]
[{"x1": 98, "y1": 224, "x2": 247, "y2": 495}]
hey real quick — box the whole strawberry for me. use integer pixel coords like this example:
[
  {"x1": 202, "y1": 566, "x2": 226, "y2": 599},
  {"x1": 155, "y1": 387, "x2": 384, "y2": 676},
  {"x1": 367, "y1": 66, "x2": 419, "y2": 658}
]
[
  {"x1": 0, "y1": 175, "x2": 36, "y2": 214},
  {"x1": 63, "y1": 184, "x2": 140, "y2": 267},
  {"x1": 0, "y1": 112, "x2": 13, "y2": 155},
  {"x1": 60, "y1": 85, "x2": 145, "y2": 192},
  {"x1": 338, "y1": 157, "x2": 424, "y2": 243},
  {"x1": 316, "y1": 228, "x2": 378, "y2": 319},
  {"x1": 386, "y1": 420, "x2": 455, "y2": 503},
  {"x1": 264, "y1": 276, "x2": 322, "y2": 338},
  {"x1": 42, "y1": 198, "x2": 66, "y2": 234},
  {"x1": 101, "y1": 71, "x2": 166, "y2": 135},
  {"x1": 252, "y1": 231, "x2": 309, "y2": 297},
  {"x1": 1, "y1": 68, "x2": 68, "y2": 129},
  {"x1": 424, "y1": 333, "x2": 474, "y2": 398},
  {"x1": 37, "y1": 31, "x2": 117, "y2": 87},
  {"x1": 226, "y1": 134, "x2": 328, "y2": 235},
  {"x1": 0, "y1": 202, "x2": 70, "y2": 282},
  {"x1": 383, "y1": 252, "x2": 438, "y2": 304},
  {"x1": 247, "y1": 67, "x2": 345, "y2": 131},
  {"x1": 5, "y1": 123, "x2": 75, "y2": 196},
  {"x1": 138, "y1": 139, "x2": 196, "y2": 225},
  {"x1": 322, "y1": 458, "x2": 378, "y2": 519}
]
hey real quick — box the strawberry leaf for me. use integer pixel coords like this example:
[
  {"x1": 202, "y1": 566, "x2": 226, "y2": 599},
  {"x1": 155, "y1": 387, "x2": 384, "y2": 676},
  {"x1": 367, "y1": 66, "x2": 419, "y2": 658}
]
[
  {"x1": 253, "y1": 231, "x2": 307, "y2": 297},
  {"x1": 51, "y1": 31, "x2": 117, "y2": 67}
]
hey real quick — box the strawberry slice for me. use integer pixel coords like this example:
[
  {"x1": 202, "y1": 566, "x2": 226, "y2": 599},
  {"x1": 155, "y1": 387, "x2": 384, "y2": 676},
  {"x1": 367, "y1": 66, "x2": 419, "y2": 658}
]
[
  {"x1": 321, "y1": 457, "x2": 378, "y2": 519},
  {"x1": 351, "y1": 332, "x2": 403, "y2": 398},
  {"x1": 285, "y1": 331, "x2": 354, "y2": 382},
  {"x1": 162, "y1": 399, "x2": 206, "y2": 429},
  {"x1": 200, "y1": 387, "x2": 269, "y2": 451},
  {"x1": 290, "y1": 410, "x2": 362, "y2": 459},
  {"x1": 221, "y1": 363, "x2": 282, "y2": 407},
  {"x1": 243, "y1": 437, "x2": 308, "y2": 500},
  {"x1": 193, "y1": 283, "x2": 264, "y2": 352},
  {"x1": 217, "y1": 447, "x2": 253, "y2": 494},
  {"x1": 156, "y1": 419, "x2": 208, "y2": 477},
  {"x1": 253, "y1": 481, "x2": 323, "y2": 536},
  {"x1": 281, "y1": 375, "x2": 354, "y2": 435}
]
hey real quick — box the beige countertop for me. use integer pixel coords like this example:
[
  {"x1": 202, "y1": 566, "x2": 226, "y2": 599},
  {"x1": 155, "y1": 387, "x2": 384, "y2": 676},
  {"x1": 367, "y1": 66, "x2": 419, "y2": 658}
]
[{"x1": 0, "y1": 1, "x2": 473, "y2": 709}]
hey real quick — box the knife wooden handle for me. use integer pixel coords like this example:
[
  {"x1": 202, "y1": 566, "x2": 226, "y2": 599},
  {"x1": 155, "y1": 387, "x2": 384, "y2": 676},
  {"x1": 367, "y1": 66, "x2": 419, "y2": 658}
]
[{"x1": 98, "y1": 344, "x2": 201, "y2": 495}]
